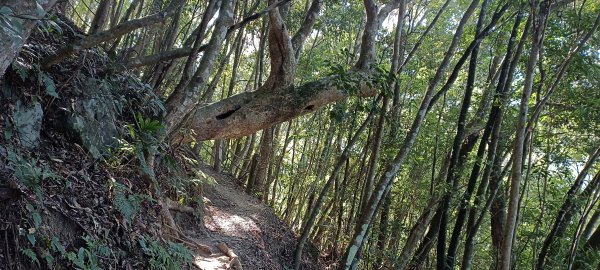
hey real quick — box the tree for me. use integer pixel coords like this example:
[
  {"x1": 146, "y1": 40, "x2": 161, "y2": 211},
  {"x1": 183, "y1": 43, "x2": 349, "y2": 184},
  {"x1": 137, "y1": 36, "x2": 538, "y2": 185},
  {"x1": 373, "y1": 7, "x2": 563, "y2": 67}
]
[{"x1": 2, "y1": 0, "x2": 600, "y2": 269}]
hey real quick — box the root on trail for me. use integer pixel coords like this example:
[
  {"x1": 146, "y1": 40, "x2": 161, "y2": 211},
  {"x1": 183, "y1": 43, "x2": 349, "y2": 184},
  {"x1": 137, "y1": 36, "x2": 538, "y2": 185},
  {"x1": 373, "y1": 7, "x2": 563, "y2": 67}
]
[
  {"x1": 216, "y1": 243, "x2": 243, "y2": 270},
  {"x1": 158, "y1": 198, "x2": 212, "y2": 255}
]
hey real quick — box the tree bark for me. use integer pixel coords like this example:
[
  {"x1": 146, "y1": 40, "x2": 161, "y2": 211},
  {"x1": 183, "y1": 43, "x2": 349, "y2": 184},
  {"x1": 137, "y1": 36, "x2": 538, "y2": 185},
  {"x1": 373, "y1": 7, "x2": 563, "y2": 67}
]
[
  {"x1": 0, "y1": 0, "x2": 58, "y2": 78},
  {"x1": 498, "y1": 2, "x2": 550, "y2": 269}
]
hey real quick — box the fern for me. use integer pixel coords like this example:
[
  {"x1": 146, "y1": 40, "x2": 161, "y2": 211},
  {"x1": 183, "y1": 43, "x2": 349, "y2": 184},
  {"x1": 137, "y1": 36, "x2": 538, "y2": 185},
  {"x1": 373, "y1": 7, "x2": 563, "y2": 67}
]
[
  {"x1": 138, "y1": 236, "x2": 193, "y2": 270},
  {"x1": 112, "y1": 183, "x2": 143, "y2": 223}
]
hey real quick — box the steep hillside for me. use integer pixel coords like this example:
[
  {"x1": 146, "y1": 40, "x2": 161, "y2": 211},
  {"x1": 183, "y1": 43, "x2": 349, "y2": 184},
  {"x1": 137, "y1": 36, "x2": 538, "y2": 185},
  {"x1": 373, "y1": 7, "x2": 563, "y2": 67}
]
[{"x1": 0, "y1": 20, "x2": 321, "y2": 270}]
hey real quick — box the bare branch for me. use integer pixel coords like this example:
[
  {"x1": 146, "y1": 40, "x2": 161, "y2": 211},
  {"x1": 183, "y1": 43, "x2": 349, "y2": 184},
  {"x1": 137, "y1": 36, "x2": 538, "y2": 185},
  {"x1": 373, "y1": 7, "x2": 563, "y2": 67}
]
[
  {"x1": 40, "y1": 0, "x2": 186, "y2": 68},
  {"x1": 114, "y1": 0, "x2": 290, "y2": 71}
]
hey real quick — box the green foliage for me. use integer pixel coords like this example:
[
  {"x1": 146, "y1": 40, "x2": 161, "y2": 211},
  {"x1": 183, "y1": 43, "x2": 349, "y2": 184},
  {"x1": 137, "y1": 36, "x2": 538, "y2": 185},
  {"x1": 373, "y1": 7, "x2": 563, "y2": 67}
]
[
  {"x1": 6, "y1": 149, "x2": 58, "y2": 197},
  {"x1": 63, "y1": 236, "x2": 112, "y2": 270},
  {"x1": 38, "y1": 70, "x2": 58, "y2": 98},
  {"x1": 0, "y1": 6, "x2": 24, "y2": 44},
  {"x1": 108, "y1": 113, "x2": 165, "y2": 180},
  {"x1": 110, "y1": 179, "x2": 150, "y2": 223},
  {"x1": 138, "y1": 236, "x2": 194, "y2": 270},
  {"x1": 0, "y1": 0, "x2": 55, "y2": 45},
  {"x1": 21, "y1": 248, "x2": 40, "y2": 267}
]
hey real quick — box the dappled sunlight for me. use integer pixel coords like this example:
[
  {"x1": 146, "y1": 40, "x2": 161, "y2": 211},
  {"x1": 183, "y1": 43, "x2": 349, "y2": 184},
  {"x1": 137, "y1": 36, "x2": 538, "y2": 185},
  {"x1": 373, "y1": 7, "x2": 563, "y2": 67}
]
[
  {"x1": 193, "y1": 254, "x2": 231, "y2": 270},
  {"x1": 204, "y1": 206, "x2": 262, "y2": 238}
]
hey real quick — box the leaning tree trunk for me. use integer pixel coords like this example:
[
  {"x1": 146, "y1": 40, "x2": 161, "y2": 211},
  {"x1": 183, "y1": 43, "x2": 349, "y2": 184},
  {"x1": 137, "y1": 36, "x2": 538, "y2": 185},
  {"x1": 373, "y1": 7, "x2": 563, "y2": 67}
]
[
  {"x1": 537, "y1": 146, "x2": 600, "y2": 269},
  {"x1": 293, "y1": 96, "x2": 381, "y2": 270},
  {"x1": 0, "y1": 0, "x2": 58, "y2": 78},
  {"x1": 438, "y1": 2, "x2": 488, "y2": 269},
  {"x1": 342, "y1": 0, "x2": 480, "y2": 266},
  {"x1": 498, "y1": 2, "x2": 549, "y2": 269},
  {"x1": 462, "y1": 12, "x2": 530, "y2": 269}
]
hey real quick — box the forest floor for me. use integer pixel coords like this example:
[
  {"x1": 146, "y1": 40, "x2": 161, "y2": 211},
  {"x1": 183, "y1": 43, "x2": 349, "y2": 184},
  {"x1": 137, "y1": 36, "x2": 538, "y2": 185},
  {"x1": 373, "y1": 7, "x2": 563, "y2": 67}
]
[
  {"x1": 0, "y1": 17, "x2": 322, "y2": 270},
  {"x1": 180, "y1": 165, "x2": 322, "y2": 270}
]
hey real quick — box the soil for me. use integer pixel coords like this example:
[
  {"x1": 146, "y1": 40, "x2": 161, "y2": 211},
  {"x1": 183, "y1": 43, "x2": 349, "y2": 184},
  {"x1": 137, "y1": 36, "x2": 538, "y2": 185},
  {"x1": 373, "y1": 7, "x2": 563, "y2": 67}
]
[
  {"x1": 183, "y1": 165, "x2": 323, "y2": 270},
  {"x1": 0, "y1": 16, "x2": 323, "y2": 270}
]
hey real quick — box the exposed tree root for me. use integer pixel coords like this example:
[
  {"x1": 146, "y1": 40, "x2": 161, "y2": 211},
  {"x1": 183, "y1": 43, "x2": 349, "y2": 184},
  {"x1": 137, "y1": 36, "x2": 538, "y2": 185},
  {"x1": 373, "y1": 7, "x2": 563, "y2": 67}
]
[
  {"x1": 165, "y1": 197, "x2": 195, "y2": 213},
  {"x1": 158, "y1": 198, "x2": 212, "y2": 255},
  {"x1": 216, "y1": 243, "x2": 243, "y2": 270}
]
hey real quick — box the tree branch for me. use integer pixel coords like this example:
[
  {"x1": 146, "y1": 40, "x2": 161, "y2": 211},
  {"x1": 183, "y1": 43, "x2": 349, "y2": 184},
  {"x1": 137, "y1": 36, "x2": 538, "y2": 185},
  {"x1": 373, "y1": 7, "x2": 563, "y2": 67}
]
[
  {"x1": 291, "y1": 0, "x2": 323, "y2": 58},
  {"x1": 114, "y1": 0, "x2": 291, "y2": 71},
  {"x1": 41, "y1": 0, "x2": 186, "y2": 68},
  {"x1": 183, "y1": 70, "x2": 376, "y2": 141}
]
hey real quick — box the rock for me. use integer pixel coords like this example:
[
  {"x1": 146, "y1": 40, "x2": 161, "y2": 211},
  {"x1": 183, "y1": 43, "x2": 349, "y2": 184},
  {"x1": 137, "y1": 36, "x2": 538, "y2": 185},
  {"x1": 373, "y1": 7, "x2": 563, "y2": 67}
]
[
  {"x1": 66, "y1": 77, "x2": 118, "y2": 159},
  {"x1": 13, "y1": 100, "x2": 43, "y2": 150}
]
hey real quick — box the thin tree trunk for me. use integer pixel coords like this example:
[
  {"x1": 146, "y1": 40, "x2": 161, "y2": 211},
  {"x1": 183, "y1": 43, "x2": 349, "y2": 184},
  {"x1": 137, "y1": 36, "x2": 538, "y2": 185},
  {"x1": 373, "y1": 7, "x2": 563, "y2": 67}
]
[
  {"x1": 253, "y1": 128, "x2": 273, "y2": 201},
  {"x1": 343, "y1": 0, "x2": 482, "y2": 266},
  {"x1": 498, "y1": 3, "x2": 549, "y2": 269},
  {"x1": 444, "y1": 1, "x2": 493, "y2": 267},
  {"x1": 438, "y1": 2, "x2": 488, "y2": 269},
  {"x1": 462, "y1": 12, "x2": 530, "y2": 269},
  {"x1": 293, "y1": 96, "x2": 382, "y2": 270},
  {"x1": 89, "y1": 0, "x2": 112, "y2": 34},
  {"x1": 537, "y1": 146, "x2": 600, "y2": 269}
]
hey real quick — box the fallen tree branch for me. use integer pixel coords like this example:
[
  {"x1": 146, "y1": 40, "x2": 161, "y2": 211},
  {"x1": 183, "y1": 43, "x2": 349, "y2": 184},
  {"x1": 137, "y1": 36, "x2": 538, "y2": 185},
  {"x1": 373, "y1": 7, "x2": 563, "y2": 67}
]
[{"x1": 183, "y1": 69, "x2": 376, "y2": 141}]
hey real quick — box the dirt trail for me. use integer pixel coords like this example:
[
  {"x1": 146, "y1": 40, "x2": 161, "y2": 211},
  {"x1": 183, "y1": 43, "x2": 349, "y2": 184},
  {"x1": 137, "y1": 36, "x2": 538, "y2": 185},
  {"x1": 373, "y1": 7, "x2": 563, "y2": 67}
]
[{"x1": 184, "y1": 166, "x2": 322, "y2": 270}]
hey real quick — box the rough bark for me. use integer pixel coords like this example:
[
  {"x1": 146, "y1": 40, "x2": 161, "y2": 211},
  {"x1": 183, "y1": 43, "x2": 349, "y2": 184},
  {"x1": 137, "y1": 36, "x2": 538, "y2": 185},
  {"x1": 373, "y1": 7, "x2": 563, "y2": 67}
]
[
  {"x1": 182, "y1": 70, "x2": 377, "y2": 141},
  {"x1": 0, "y1": 0, "x2": 58, "y2": 78}
]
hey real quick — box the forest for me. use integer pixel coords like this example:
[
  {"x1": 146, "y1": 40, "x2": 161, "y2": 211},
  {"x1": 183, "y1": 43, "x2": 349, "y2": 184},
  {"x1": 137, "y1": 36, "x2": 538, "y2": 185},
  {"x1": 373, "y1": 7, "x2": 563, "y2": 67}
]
[{"x1": 0, "y1": 0, "x2": 600, "y2": 269}]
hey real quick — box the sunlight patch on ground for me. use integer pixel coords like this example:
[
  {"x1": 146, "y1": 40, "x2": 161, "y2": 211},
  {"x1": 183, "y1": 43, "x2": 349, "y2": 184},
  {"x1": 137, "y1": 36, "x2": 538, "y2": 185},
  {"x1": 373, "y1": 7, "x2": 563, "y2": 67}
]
[
  {"x1": 193, "y1": 254, "x2": 230, "y2": 270},
  {"x1": 205, "y1": 206, "x2": 261, "y2": 237}
]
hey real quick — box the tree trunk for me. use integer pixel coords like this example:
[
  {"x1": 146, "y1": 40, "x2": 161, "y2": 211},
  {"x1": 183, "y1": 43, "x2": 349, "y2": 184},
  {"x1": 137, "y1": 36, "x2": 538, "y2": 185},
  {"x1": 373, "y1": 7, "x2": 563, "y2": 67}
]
[
  {"x1": 537, "y1": 146, "x2": 600, "y2": 269},
  {"x1": 253, "y1": 128, "x2": 273, "y2": 201},
  {"x1": 462, "y1": 12, "x2": 530, "y2": 269},
  {"x1": 498, "y1": 3, "x2": 549, "y2": 269},
  {"x1": 293, "y1": 96, "x2": 381, "y2": 270},
  {"x1": 0, "y1": 0, "x2": 58, "y2": 78},
  {"x1": 438, "y1": 1, "x2": 488, "y2": 269},
  {"x1": 89, "y1": 0, "x2": 112, "y2": 34}
]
